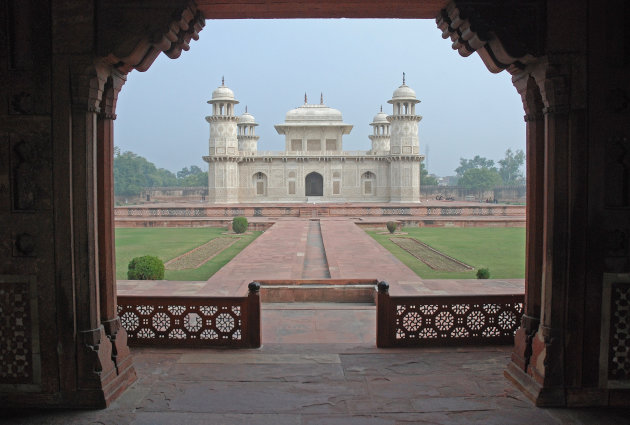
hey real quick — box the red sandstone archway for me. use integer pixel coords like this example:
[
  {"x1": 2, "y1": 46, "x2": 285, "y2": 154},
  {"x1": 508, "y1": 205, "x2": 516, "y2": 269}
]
[
  {"x1": 7, "y1": 0, "x2": 605, "y2": 411},
  {"x1": 93, "y1": 1, "x2": 546, "y2": 406}
]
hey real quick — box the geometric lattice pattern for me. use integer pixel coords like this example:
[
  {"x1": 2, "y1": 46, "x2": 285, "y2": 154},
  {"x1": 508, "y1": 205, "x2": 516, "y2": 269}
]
[
  {"x1": 609, "y1": 283, "x2": 630, "y2": 381},
  {"x1": 0, "y1": 281, "x2": 33, "y2": 384},
  {"x1": 118, "y1": 297, "x2": 246, "y2": 347},
  {"x1": 393, "y1": 295, "x2": 523, "y2": 346}
]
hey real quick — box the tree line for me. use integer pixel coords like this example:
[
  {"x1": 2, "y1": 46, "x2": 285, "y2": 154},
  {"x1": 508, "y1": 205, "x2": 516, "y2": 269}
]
[
  {"x1": 422, "y1": 149, "x2": 525, "y2": 193},
  {"x1": 114, "y1": 147, "x2": 207, "y2": 196}
]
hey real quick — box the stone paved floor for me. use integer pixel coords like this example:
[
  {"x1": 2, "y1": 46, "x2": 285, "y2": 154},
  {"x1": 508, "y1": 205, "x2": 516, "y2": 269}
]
[{"x1": 2, "y1": 303, "x2": 626, "y2": 424}]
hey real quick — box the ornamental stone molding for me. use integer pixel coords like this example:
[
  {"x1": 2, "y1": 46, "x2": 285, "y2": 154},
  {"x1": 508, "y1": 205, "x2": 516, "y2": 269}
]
[
  {"x1": 98, "y1": 1, "x2": 205, "y2": 73},
  {"x1": 437, "y1": 0, "x2": 544, "y2": 75}
]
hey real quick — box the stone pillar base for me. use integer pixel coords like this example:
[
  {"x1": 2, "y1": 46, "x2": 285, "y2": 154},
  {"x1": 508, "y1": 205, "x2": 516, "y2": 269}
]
[{"x1": 504, "y1": 362, "x2": 566, "y2": 407}]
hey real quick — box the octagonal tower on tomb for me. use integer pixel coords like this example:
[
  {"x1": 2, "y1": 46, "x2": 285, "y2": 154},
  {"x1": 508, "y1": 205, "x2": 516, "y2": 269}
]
[
  {"x1": 387, "y1": 74, "x2": 422, "y2": 202},
  {"x1": 204, "y1": 78, "x2": 240, "y2": 203},
  {"x1": 369, "y1": 106, "x2": 391, "y2": 153},
  {"x1": 237, "y1": 107, "x2": 260, "y2": 156}
]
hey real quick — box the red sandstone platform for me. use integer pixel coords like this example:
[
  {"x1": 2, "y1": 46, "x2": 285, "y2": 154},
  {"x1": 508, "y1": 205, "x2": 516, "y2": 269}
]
[{"x1": 117, "y1": 218, "x2": 524, "y2": 299}]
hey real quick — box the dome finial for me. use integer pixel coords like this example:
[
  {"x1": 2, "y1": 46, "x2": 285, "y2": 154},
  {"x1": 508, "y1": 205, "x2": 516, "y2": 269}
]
[
  {"x1": 380, "y1": 105, "x2": 383, "y2": 112},
  {"x1": 304, "y1": 92, "x2": 307, "y2": 104},
  {"x1": 320, "y1": 93, "x2": 324, "y2": 105},
  {"x1": 222, "y1": 76, "x2": 225, "y2": 86},
  {"x1": 402, "y1": 72, "x2": 406, "y2": 85},
  {"x1": 245, "y1": 105, "x2": 248, "y2": 113}
]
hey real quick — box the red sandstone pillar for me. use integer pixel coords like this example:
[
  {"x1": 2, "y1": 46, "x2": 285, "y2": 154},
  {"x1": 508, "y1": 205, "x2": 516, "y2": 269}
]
[
  {"x1": 69, "y1": 61, "x2": 119, "y2": 405},
  {"x1": 376, "y1": 281, "x2": 392, "y2": 348},
  {"x1": 248, "y1": 282, "x2": 262, "y2": 348},
  {"x1": 97, "y1": 71, "x2": 136, "y2": 387},
  {"x1": 508, "y1": 74, "x2": 545, "y2": 374}
]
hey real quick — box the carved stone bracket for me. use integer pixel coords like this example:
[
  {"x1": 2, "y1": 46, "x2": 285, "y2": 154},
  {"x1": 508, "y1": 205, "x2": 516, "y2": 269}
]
[
  {"x1": 99, "y1": 1, "x2": 206, "y2": 73},
  {"x1": 100, "y1": 71, "x2": 127, "y2": 121},
  {"x1": 437, "y1": 0, "x2": 544, "y2": 74}
]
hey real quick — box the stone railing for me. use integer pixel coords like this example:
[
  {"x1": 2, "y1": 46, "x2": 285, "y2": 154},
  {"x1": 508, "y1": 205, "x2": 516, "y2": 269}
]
[
  {"x1": 117, "y1": 282, "x2": 261, "y2": 348},
  {"x1": 115, "y1": 204, "x2": 525, "y2": 218},
  {"x1": 375, "y1": 281, "x2": 523, "y2": 347}
]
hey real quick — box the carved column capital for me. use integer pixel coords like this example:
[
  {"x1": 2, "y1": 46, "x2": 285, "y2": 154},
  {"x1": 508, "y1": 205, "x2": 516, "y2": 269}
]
[
  {"x1": 513, "y1": 71, "x2": 545, "y2": 119},
  {"x1": 531, "y1": 55, "x2": 587, "y2": 114},
  {"x1": 70, "y1": 60, "x2": 112, "y2": 113}
]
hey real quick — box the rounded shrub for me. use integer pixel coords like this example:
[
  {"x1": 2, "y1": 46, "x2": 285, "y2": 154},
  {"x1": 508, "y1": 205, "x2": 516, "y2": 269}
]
[
  {"x1": 127, "y1": 255, "x2": 165, "y2": 280},
  {"x1": 232, "y1": 216, "x2": 248, "y2": 234},
  {"x1": 476, "y1": 267, "x2": 490, "y2": 279},
  {"x1": 386, "y1": 221, "x2": 397, "y2": 234}
]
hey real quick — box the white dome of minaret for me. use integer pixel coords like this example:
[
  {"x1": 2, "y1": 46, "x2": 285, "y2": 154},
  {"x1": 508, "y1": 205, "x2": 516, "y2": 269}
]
[
  {"x1": 369, "y1": 105, "x2": 391, "y2": 154},
  {"x1": 388, "y1": 72, "x2": 420, "y2": 117},
  {"x1": 209, "y1": 76, "x2": 238, "y2": 102},
  {"x1": 237, "y1": 106, "x2": 260, "y2": 156}
]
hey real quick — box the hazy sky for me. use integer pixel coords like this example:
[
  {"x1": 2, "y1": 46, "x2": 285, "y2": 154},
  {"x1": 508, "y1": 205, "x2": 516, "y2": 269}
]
[{"x1": 115, "y1": 19, "x2": 525, "y2": 177}]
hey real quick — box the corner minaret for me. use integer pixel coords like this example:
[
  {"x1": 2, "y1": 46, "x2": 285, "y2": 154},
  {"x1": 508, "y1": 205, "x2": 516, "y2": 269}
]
[
  {"x1": 203, "y1": 78, "x2": 240, "y2": 203},
  {"x1": 387, "y1": 74, "x2": 423, "y2": 202},
  {"x1": 368, "y1": 105, "x2": 390, "y2": 153},
  {"x1": 237, "y1": 107, "x2": 260, "y2": 156}
]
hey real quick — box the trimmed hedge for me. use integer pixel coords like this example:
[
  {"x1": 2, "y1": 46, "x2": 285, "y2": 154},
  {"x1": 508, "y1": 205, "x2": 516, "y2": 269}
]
[
  {"x1": 127, "y1": 255, "x2": 165, "y2": 280},
  {"x1": 476, "y1": 267, "x2": 490, "y2": 279},
  {"x1": 386, "y1": 221, "x2": 397, "y2": 234},
  {"x1": 232, "y1": 216, "x2": 248, "y2": 234}
]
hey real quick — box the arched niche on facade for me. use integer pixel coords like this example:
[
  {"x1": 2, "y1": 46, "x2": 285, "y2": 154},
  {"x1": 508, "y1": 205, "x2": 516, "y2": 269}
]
[
  {"x1": 361, "y1": 171, "x2": 376, "y2": 195},
  {"x1": 253, "y1": 172, "x2": 267, "y2": 196}
]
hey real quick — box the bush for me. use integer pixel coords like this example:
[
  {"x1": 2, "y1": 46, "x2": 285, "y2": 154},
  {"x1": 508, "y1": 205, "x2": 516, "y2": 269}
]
[
  {"x1": 386, "y1": 221, "x2": 397, "y2": 234},
  {"x1": 232, "y1": 216, "x2": 248, "y2": 234},
  {"x1": 127, "y1": 255, "x2": 165, "y2": 280},
  {"x1": 476, "y1": 267, "x2": 490, "y2": 279}
]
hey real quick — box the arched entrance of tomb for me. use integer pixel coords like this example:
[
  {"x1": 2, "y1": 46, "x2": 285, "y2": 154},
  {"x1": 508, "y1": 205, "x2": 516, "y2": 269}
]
[{"x1": 305, "y1": 172, "x2": 324, "y2": 196}]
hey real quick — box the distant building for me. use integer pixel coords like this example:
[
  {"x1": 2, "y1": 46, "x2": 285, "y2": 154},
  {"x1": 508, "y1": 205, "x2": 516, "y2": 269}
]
[{"x1": 203, "y1": 77, "x2": 424, "y2": 203}]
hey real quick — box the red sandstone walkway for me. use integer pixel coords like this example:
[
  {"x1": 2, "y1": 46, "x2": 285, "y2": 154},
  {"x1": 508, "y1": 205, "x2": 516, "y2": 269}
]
[{"x1": 118, "y1": 218, "x2": 524, "y2": 298}]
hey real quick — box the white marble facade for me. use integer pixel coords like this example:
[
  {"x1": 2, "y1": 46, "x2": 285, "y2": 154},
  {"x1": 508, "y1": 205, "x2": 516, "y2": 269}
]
[{"x1": 203, "y1": 77, "x2": 423, "y2": 203}]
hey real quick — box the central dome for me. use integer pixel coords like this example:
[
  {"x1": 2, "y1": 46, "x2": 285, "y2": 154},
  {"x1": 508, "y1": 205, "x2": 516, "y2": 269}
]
[{"x1": 285, "y1": 104, "x2": 343, "y2": 123}]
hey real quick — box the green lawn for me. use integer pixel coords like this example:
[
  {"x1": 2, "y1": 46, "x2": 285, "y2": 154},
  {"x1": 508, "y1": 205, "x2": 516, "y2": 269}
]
[
  {"x1": 367, "y1": 227, "x2": 525, "y2": 279},
  {"x1": 115, "y1": 227, "x2": 261, "y2": 281}
]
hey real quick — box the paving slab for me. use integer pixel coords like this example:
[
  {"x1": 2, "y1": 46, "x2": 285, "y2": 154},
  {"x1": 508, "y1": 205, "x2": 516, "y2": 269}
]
[{"x1": 1, "y1": 303, "x2": 627, "y2": 424}]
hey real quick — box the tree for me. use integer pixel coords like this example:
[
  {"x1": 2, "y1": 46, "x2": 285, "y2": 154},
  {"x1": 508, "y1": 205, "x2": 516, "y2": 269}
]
[
  {"x1": 113, "y1": 150, "x2": 178, "y2": 196},
  {"x1": 176, "y1": 165, "x2": 207, "y2": 186},
  {"x1": 420, "y1": 162, "x2": 438, "y2": 186},
  {"x1": 113, "y1": 149, "x2": 209, "y2": 197},
  {"x1": 455, "y1": 155, "x2": 496, "y2": 177},
  {"x1": 458, "y1": 168, "x2": 502, "y2": 195},
  {"x1": 498, "y1": 148, "x2": 525, "y2": 185}
]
